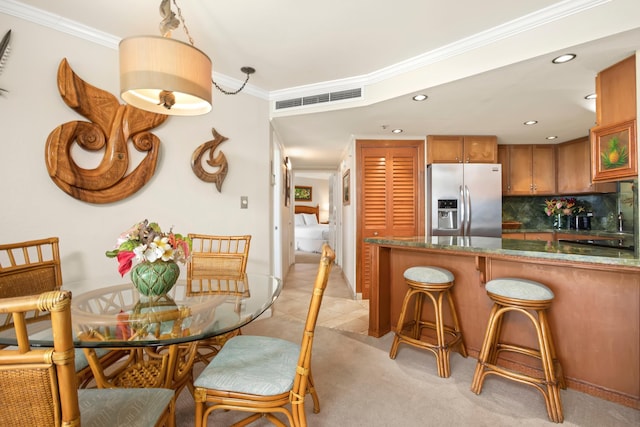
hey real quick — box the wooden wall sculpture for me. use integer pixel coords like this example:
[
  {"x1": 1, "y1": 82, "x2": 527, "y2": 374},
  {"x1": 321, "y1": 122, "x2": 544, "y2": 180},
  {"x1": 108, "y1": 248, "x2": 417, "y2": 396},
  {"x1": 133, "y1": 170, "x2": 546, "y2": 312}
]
[
  {"x1": 45, "y1": 58, "x2": 168, "y2": 204},
  {"x1": 0, "y1": 29, "x2": 11, "y2": 94},
  {"x1": 191, "y1": 128, "x2": 229, "y2": 192}
]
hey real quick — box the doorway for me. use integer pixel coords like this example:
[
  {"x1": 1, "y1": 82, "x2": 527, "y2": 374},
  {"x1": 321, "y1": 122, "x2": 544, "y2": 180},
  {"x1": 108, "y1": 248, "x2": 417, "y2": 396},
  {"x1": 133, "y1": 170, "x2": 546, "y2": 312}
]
[{"x1": 292, "y1": 170, "x2": 338, "y2": 263}]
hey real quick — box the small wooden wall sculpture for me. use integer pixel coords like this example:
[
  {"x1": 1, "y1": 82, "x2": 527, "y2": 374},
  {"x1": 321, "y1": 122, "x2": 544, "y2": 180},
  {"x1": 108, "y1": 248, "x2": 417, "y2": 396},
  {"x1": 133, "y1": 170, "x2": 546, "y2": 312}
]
[
  {"x1": 45, "y1": 58, "x2": 168, "y2": 204},
  {"x1": 191, "y1": 128, "x2": 229, "y2": 192}
]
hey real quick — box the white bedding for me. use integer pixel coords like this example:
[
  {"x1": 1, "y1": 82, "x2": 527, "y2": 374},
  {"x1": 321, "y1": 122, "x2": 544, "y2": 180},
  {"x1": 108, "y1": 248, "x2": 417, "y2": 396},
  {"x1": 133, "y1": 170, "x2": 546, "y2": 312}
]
[{"x1": 294, "y1": 214, "x2": 329, "y2": 253}]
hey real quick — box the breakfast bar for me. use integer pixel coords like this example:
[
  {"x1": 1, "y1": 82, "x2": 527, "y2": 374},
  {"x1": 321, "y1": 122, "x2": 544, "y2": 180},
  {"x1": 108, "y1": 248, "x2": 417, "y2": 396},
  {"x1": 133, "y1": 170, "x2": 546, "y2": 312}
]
[{"x1": 364, "y1": 235, "x2": 640, "y2": 409}]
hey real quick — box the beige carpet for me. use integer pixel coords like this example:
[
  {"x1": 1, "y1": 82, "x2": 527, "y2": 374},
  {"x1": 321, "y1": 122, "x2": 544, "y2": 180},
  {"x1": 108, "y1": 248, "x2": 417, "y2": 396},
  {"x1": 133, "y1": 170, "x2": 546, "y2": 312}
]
[
  {"x1": 176, "y1": 316, "x2": 638, "y2": 426},
  {"x1": 295, "y1": 250, "x2": 321, "y2": 264}
]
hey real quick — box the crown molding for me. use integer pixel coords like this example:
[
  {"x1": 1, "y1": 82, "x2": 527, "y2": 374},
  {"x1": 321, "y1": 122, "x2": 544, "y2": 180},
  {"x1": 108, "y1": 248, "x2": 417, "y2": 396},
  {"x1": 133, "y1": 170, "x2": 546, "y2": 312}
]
[
  {"x1": 1, "y1": 0, "x2": 610, "y2": 103},
  {"x1": 270, "y1": 0, "x2": 610, "y2": 100}
]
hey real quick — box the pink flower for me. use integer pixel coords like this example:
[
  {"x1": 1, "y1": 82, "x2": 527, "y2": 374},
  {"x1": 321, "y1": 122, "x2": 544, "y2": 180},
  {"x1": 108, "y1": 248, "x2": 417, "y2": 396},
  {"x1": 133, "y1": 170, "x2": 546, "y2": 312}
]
[{"x1": 116, "y1": 251, "x2": 136, "y2": 276}]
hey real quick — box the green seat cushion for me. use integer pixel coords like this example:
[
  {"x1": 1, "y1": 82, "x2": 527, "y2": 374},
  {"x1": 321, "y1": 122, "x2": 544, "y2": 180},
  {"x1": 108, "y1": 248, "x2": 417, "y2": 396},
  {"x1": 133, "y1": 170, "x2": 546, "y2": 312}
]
[
  {"x1": 194, "y1": 335, "x2": 299, "y2": 396},
  {"x1": 29, "y1": 328, "x2": 111, "y2": 371},
  {"x1": 78, "y1": 388, "x2": 174, "y2": 427},
  {"x1": 486, "y1": 278, "x2": 554, "y2": 301},
  {"x1": 404, "y1": 266, "x2": 454, "y2": 284}
]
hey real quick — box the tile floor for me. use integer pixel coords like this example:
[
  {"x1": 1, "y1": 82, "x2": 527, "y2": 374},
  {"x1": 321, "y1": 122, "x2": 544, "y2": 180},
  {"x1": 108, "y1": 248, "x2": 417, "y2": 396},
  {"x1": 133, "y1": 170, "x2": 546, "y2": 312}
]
[{"x1": 271, "y1": 252, "x2": 369, "y2": 335}]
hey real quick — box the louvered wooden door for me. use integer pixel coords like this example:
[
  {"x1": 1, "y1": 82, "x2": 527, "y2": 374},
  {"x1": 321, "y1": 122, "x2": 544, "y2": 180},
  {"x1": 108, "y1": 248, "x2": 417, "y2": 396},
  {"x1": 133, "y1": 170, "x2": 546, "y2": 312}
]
[{"x1": 356, "y1": 140, "x2": 424, "y2": 299}]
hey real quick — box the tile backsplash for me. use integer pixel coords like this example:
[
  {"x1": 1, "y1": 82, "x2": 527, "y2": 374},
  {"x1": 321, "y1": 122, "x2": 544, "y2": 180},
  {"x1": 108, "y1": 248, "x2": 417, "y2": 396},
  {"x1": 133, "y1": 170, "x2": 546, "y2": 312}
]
[{"x1": 502, "y1": 182, "x2": 636, "y2": 232}]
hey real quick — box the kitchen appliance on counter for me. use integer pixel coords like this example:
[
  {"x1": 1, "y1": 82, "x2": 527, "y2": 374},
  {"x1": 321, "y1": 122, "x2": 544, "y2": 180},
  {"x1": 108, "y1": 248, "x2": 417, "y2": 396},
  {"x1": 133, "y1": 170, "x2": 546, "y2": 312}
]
[
  {"x1": 571, "y1": 214, "x2": 592, "y2": 230},
  {"x1": 428, "y1": 164, "x2": 502, "y2": 237}
]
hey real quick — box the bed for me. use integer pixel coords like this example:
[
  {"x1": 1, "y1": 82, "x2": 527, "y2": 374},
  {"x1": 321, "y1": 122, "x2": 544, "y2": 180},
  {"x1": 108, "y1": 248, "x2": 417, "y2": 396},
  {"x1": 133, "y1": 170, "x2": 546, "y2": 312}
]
[{"x1": 294, "y1": 205, "x2": 330, "y2": 253}]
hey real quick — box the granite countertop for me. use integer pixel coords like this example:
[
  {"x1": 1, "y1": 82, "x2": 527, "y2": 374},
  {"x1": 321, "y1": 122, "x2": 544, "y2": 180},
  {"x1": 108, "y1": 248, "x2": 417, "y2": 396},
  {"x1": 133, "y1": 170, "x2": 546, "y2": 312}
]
[
  {"x1": 501, "y1": 228, "x2": 632, "y2": 237},
  {"x1": 364, "y1": 235, "x2": 640, "y2": 267}
]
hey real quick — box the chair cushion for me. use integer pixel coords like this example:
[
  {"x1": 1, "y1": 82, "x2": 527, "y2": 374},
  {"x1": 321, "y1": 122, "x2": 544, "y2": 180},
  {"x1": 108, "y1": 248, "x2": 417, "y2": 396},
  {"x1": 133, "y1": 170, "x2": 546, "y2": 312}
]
[
  {"x1": 194, "y1": 335, "x2": 300, "y2": 396},
  {"x1": 75, "y1": 347, "x2": 112, "y2": 371},
  {"x1": 404, "y1": 266, "x2": 454, "y2": 284},
  {"x1": 28, "y1": 328, "x2": 111, "y2": 371},
  {"x1": 78, "y1": 388, "x2": 174, "y2": 427},
  {"x1": 485, "y1": 278, "x2": 554, "y2": 301}
]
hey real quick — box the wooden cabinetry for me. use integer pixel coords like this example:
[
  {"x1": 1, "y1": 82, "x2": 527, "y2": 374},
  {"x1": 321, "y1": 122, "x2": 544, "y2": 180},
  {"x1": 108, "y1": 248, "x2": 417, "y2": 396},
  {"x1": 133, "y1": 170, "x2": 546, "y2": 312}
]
[
  {"x1": 427, "y1": 135, "x2": 497, "y2": 164},
  {"x1": 591, "y1": 54, "x2": 638, "y2": 182},
  {"x1": 499, "y1": 145, "x2": 555, "y2": 195},
  {"x1": 502, "y1": 233, "x2": 525, "y2": 240},
  {"x1": 503, "y1": 232, "x2": 553, "y2": 241},
  {"x1": 356, "y1": 139, "x2": 425, "y2": 300},
  {"x1": 595, "y1": 54, "x2": 637, "y2": 127},
  {"x1": 369, "y1": 244, "x2": 640, "y2": 407},
  {"x1": 524, "y1": 232, "x2": 554, "y2": 241},
  {"x1": 556, "y1": 137, "x2": 616, "y2": 194},
  {"x1": 497, "y1": 145, "x2": 509, "y2": 193}
]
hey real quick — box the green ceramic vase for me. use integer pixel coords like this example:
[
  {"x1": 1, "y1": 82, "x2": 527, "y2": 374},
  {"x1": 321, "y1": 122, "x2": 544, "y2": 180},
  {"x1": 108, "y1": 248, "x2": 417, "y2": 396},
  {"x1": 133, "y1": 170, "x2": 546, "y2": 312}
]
[{"x1": 130, "y1": 261, "x2": 180, "y2": 296}]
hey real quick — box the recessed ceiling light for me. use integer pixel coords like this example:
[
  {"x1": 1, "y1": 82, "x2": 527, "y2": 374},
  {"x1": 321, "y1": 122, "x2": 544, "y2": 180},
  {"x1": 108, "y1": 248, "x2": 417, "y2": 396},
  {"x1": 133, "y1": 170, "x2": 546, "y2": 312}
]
[
  {"x1": 552, "y1": 53, "x2": 576, "y2": 64},
  {"x1": 585, "y1": 93, "x2": 597, "y2": 100},
  {"x1": 546, "y1": 136, "x2": 558, "y2": 140},
  {"x1": 524, "y1": 120, "x2": 538, "y2": 125},
  {"x1": 392, "y1": 129, "x2": 403, "y2": 134},
  {"x1": 412, "y1": 94, "x2": 428, "y2": 101}
]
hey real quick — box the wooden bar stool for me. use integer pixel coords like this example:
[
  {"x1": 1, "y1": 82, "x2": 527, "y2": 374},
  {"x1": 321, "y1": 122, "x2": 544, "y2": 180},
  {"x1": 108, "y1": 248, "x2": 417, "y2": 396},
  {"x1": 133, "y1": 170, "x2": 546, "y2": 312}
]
[
  {"x1": 470, "y1": 278, "x2": 566, "y2": 423},
  {"x1": 389, "y1": 266, "x2": 467, "y2": 378}
]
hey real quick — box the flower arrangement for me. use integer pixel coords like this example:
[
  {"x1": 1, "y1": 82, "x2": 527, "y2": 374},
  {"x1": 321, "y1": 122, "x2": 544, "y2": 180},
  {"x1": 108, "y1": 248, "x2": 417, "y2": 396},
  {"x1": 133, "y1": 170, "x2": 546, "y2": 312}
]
[
  {"x1": 543, "y1": 198, "x2": 577, "y2": 216},
  {"x1": 106, "y1": 220, "x2": 192, "y2": 277}
]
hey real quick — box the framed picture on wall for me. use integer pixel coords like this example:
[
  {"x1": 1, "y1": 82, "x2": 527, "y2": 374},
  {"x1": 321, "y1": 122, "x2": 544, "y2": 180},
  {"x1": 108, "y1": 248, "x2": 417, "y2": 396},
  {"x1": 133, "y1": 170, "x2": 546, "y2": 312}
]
[
  {"x1": 284, "y1": 157, "x2": 291, "y2": 206},
  {"x1": 591, "y1": 119, "x2": 637, "y2": 182},
  {"x1": 343, "y1": 169, "x2": 350, "y2": 205},
  {"x1": 294, "y1": 185, "x2": 312, "y2": 201}
]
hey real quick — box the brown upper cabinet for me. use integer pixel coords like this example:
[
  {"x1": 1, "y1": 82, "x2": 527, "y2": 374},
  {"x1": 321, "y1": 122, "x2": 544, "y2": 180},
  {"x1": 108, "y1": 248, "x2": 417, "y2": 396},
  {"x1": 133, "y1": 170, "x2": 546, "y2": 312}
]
[
  {"x1": 556, "y1": 136, "x2": 616, "y2": 194},
  {"x1": 591, "y1": 54, "x2": 638, "y2": 182},
  {"x1": 499, "y1": 145, "x2": 555, "y2": 195},
  {"x1": 427, "y1": 135, "x2": 497, "y2": 164},
  {"x1": 595, "y1": 54, "x2": 636, "y2": 127}
]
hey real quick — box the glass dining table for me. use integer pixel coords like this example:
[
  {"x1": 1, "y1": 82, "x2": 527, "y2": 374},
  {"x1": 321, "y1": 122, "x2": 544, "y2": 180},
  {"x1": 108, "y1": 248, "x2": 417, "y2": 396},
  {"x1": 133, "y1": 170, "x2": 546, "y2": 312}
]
[{"x1": 0, "y1": 272, "x2": 282, "y2": 391}]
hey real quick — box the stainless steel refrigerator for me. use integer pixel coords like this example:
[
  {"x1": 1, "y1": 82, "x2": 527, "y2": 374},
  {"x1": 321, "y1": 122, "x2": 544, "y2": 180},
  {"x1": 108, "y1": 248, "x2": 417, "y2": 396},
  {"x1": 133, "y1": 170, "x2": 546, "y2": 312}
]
[{"x1": 427, "y1": 163, "x2": 502, "y2": 237}]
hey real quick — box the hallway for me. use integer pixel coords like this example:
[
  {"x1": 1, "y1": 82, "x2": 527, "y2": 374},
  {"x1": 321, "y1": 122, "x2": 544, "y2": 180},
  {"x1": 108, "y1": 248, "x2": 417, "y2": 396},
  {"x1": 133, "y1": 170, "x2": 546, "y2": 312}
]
[{"x1": 271, "y1": 253, "x2": 369, "y2": 335}]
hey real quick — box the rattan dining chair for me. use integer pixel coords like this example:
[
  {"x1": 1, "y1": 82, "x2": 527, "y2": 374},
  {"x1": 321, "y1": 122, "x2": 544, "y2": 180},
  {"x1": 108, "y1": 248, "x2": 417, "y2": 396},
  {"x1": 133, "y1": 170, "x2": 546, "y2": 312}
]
[
  {"x1": 187, "y1": 233, "x2": 252, "y2": 363},
  {"x1": 0, "y1": 237, "x2": 62, "y2": 327},
  {"x1": 0, "y1": 237, "x2": 124, "y2": 387},
  {"x1": 193, "y1": 243, "x2": 335, "y2": 427},
  {"x1": 0, "y1": 290, "x2": 175, "y2": 427}
]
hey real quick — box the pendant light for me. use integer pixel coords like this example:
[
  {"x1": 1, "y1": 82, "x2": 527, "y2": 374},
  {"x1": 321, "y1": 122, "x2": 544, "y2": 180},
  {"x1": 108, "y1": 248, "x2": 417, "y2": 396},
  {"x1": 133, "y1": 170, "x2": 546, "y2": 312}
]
[{"x1": 119, "y1": 0, "x2": 254, "y2": 116}]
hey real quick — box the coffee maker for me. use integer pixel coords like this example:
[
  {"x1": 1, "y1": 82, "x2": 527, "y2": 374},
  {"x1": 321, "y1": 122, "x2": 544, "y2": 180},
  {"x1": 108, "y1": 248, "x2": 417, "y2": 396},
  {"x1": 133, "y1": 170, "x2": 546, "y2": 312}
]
[{"x1": 571, "y1": 214, "x2": 592, "y2": 230}]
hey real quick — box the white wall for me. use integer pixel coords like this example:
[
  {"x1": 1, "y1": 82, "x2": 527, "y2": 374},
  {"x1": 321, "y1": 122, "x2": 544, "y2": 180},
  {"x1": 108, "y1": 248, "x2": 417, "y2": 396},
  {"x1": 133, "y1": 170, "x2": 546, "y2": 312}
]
[
  {"x1": 340, "y1": 141, "x2": 356, "y2": 297},
  {"x1": 0, "y1": 15, "x2": 274, "y2": 293},
  {"x1": 271, "y1": 129, "x2": 292, "y2": 277}
]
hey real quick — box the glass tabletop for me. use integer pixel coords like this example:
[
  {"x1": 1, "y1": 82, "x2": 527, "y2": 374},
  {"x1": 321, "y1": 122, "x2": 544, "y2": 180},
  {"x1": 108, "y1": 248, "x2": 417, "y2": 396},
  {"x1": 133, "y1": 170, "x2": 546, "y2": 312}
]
[{"x1": 0, "y1": 273, "x2": 281, "y2": 348}]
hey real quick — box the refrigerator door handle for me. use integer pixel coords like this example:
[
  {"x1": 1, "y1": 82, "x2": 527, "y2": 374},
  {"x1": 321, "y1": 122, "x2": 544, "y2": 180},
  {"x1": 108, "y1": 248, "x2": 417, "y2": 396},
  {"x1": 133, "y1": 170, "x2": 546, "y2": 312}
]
[
  {"x1": 464, "y1": 185, "x2": 471, "y2": 236},
  {"x1": 459, "y1": 185, "x2": 465, "y2": 235}
]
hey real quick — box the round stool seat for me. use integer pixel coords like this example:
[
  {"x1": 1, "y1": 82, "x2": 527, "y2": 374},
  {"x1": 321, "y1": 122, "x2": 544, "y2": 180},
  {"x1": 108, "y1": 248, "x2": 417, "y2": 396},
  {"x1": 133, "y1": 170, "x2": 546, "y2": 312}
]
[
  {"x1": 404, "y1": 266, "x2": 454, "y2": 284},
  {"x1": 486, "y1": 278, "x2": 554, "y2": 301}
]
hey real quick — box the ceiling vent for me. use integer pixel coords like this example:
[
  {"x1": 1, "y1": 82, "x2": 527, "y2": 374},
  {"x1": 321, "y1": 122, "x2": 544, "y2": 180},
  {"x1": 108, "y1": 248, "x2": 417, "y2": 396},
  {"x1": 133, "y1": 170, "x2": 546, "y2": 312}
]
[{"x1": 275, "y1": 88, "x2": 362, "y2": 110}]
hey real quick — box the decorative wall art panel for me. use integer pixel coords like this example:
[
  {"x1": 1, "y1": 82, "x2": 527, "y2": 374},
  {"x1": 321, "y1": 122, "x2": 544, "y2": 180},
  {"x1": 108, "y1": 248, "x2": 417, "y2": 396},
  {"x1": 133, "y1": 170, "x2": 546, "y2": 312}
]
[
  {"x1": 591, "y1": 119, "x2": 637, "y2": 182},
  {"x1": 45, "y1": 58, "x2": 168, "y2": 204}
]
